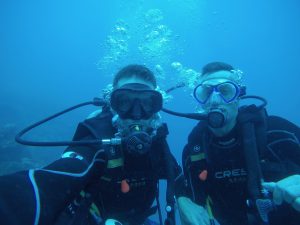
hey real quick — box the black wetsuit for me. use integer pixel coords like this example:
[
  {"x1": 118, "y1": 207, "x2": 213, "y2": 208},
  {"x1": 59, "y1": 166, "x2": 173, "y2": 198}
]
[
  {"x1": 182, "y1": 115, "x2": 300, "y2": 225},
  {"x1": 0, "y1": 110, "x2": 181, "y2": 225}
]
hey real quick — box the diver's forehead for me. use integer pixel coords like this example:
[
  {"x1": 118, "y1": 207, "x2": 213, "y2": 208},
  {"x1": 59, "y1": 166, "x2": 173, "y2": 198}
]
[
  {"x1": 201, "y1": 78, "x2": 232, "y2": 85},
  {"x1": 116, "y1": 77, "x2": 154, "y2": 89},
  {"x1": 200, "y1": 70, "x2": 238, "y2": 85}
]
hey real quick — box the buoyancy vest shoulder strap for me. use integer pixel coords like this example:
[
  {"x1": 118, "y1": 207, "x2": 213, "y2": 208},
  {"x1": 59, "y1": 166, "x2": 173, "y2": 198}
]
[
  {"x1": 238, "y1": 105, "x2": 268, "y2": 158},
  {"x1": 183, "y1": 121, "x2": 209, "y2": 170}
]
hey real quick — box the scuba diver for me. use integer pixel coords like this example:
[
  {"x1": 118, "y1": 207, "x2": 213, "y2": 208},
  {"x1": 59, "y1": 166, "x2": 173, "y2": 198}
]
[
  {"x1": 0, "y1": 64, "x2": 183, "y2": 225},
  {"x1": 172, "y1": 62, "x2": 300, "y2": 225}
]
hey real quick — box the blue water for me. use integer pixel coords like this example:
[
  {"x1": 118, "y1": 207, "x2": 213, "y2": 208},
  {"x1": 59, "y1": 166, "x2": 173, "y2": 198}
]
[{"x1": 1, "y1": 0, "x2": 300, "y2": 222}]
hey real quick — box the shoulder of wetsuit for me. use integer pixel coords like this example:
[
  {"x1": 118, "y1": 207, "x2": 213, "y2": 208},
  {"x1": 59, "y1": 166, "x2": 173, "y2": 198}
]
[
  {"x1": 154, "y1": 123, "x2": 169, "y2": 140},
  {"x1": 179, "y1": 121, "x2": 207, "y2": 173},
  {"x1": 265, "y1": 115, "x2": 300, "y2": 154},
  {"x1": 267, "y1": 115, "x2": 300, "y2": 138},
  {"x1": 263, "y1": 115, "x2": 300, "y2": 176},
  {"x1": 151, "y1": 123, "x2": 170, "y2": 153},
  {"x1": 187, "y1": 121, "x2": 208, "y2": 145},
  {"x1": 183, "y1": 121, "x2": 208, "y2": 161},
  {"x1": 72, "y1": 108, "x2": 116, "y2": 141},
  {"x1": 237, "y1": 104, "x2": 268, "y2": 125},
  {"x1": 62, "y1": 109, "x2": 116, "y2": 163},
  {"x1": 147, "y1": 123, "x2": 168, "y2": 159}
]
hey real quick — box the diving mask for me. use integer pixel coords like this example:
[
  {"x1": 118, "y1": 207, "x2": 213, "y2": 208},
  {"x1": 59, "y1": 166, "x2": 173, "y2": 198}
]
[
  {"x1": 110, "y1": 83, "x2": 163, "y2": 120},
  {"x1": 193, "y1": 81, "x2": 246, "y2": 105}
]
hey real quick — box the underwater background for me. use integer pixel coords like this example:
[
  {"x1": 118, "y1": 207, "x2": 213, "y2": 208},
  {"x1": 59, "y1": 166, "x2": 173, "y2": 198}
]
[{"x1": 1, "y1": 0, "x2": 300, "y2": 222}]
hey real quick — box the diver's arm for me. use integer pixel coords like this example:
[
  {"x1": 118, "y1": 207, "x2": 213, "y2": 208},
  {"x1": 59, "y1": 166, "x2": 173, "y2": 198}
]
[
  {"x1": 261, "y1": 116, "x2": 300, "y2": 224},
  {"x1": 0, "y1": 143, "x2": 105, "y2": 225},
  {"x1": 261, "y1": 116, "x2": 300, "y2": 216}
]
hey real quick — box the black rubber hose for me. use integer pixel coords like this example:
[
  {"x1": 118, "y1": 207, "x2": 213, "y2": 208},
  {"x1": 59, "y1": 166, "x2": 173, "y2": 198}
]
[{"x1": 15, "y1": 98, "x2": 107, "y2": 147}]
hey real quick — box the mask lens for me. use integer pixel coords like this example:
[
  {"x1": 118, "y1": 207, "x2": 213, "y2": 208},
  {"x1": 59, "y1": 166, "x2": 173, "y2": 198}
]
[
  {"x1": 141, "y1": 97, "x2": 154, "y2": 111},
  {"x1": 194, "y1": 81, "x2": 240, "y2": 104},
  {"x1": 217, "y1": 82, "x2": 239, "y2": 102},
  {"x1": 140, "y1": 93, "x2": 162, "y2": 113},
  {"x1": 194, "y1": 84, "x2": 213, "y2": 104},
  {"x1": 111, "y1": 89, "x2": 162, "y2": 119},
  {"x1": 113, "y1": 94, "x2": 132, "y2": 113}
]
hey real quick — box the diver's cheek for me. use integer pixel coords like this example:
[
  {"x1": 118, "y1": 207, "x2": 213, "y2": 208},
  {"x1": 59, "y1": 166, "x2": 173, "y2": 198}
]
[{"x1": 224, "y1": 103, "x2": 239, "y2": 122}]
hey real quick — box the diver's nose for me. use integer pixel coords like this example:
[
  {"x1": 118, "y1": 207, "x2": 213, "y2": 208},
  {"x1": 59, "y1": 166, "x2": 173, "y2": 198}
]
[
  {"x1": 207, "y1": 92, "x2": 222, "y2": 107},
  {"x1": 130, "y1": 101, "x2": 143, "y2": 120}
]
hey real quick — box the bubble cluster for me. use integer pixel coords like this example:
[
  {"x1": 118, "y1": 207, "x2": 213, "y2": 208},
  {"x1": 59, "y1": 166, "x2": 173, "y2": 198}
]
[
  {"x1": 98, "y1": 7, "x2": 188, "y2": 91},
  {"x1": 98, "y1": 21, "x2": 130, "y2": 70},
  {"x1": 101, "y1": 84, "x2": 113, "y2": 102},
  {"x1": 154, "y1": 64, "x2": 165, "y2": 80},
  {"x1": 138, "y1": 9, "x2": 176, "y2": 67},
  {"x1": 171, "y1": 61, "x2": 183, "y2": 71},
  {"x1": 156, "y1": 86, "x2": 173, "y2": 104},
  {"x1": 171, "y1": 61, "x2": 200, "y2": 90},
  {"x1": 144, "y1": 9, "x2": 164, "y2": 24}
]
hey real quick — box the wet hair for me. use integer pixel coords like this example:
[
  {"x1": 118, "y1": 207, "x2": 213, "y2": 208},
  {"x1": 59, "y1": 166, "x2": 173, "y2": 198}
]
[
  {"x1": 113, "y1": 64, "x2": 157, "y2": 88},
  {"x1": 201, "y1": 62, "x2": 234, "y2": 77}
]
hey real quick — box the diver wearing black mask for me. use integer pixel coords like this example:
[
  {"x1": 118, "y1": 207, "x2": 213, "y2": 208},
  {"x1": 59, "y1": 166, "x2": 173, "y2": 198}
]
[
  {"x1": 110, "y1": 82, "x2": 163, "y2": 155},
  {"x1": 0, "y1": 65, "x2": 182, "y2": 225}
]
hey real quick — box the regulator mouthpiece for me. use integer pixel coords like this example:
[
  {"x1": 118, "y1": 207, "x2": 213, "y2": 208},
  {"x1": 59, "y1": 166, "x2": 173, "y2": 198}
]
[{"x1": 207, "y1": 110, "x2": 225, "y2": 128}]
